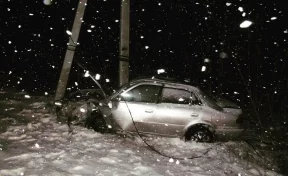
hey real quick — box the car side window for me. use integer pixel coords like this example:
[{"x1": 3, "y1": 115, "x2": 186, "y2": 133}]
[
  {"x1": 120, "y1": 85, "x2": 161, "y2": 103},
  {"x1": 161, "y1": 88, "x2": 191, "y2": 104}
]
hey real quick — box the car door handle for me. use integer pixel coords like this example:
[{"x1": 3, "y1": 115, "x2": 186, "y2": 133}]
[
  {"x1": 145, "y1": 109, "x2": 154, "y2": 113},
  {"x1": 191, "y1": 113, "x2": 199, "y2": 117}
]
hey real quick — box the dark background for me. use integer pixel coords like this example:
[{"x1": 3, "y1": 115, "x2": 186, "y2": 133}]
[{"x1": 0, "y1": 0, "x2": 288, "y2": 125}]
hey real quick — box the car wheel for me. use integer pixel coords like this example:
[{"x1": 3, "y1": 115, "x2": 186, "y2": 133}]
[
  {"x1": 56, "y1": 105, "x2": 67, "y2": 122},
  {"x1": 186, "y1": 126, "x2": 214, "y2": 142},
  {"x1": 85, "y1": 111, "x2": 108, "y2": 133}
]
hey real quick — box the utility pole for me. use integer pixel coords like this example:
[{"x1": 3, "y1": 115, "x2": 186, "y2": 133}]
[
  {"x1": 55, "y1": 0, "x2": 87, "y2": 101},
  {"x1": 119, "y1": 0, "x2": 130, "y2": 86}
]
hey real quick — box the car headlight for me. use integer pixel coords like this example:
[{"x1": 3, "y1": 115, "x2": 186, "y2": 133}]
[{"x1": 108, "y1": 101, "x2": 112, "y2": 109}]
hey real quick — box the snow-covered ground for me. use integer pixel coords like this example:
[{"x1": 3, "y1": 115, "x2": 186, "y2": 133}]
[{"x1": 0, "y1": 93, "x2": 286, "y2": 176}]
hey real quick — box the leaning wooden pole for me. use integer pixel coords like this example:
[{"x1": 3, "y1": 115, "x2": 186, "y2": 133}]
[
  {"x1": 55, "y1": 0, "x2": 87, "y2": 100},
  {"x1": 119, "y1": 0, "x2": 130, "y2": 86}
]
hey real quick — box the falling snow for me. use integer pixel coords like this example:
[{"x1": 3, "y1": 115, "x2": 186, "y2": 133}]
[
  {"x1": 66, "y1": 30, "x2": 72, "y2": 35},
  {"x1": 226, "y1": 3, "x2": 232, "y2": 7},
  {"x1": 238, "y1": 7, "x2": 244, "y2": 12},
  {"x1": 0, "y1": 2, "x2": 287, "y2": 175},
  {"x1": 240, "y1": 20, "x2": 253, "y2": 28}
]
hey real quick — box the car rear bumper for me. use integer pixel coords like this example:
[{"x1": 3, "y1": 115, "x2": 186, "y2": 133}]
[{"x1": 215, "y1": 127, "x2": 244, "y2": 140}]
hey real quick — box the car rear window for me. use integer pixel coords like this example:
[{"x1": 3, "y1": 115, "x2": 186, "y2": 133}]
[{"x1": 161, "y1": 88, "x2": 191, "y2": 104}]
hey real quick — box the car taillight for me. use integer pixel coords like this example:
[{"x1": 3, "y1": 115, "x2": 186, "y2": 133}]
[{"x1": 236, "y1": 113, "x2": 249, "y2": 127}]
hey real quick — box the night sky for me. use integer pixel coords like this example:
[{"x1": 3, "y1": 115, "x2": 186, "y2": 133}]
[{"x1": 0, "y1": 0, "x2": 288, "y2": 101}]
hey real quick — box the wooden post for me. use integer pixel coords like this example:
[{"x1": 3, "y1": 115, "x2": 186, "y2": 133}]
[
  {"x1": 119, "y1": 0, "x2": 130, "y2": 86},
  {"x1": 55, "y1": 0, "x2": 87, "y2": 100}
]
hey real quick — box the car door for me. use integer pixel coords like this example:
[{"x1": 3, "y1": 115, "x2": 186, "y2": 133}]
[
  {"x1": 110, "y1": 83, "x2": 162, "y2": 133},
  {"x1": 154, "y1": 87, "x2": 203, "y2": 136}
]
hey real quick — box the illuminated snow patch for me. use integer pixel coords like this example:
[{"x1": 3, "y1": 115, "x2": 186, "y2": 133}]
[
  {"x1": 0, "y1": 168, "x2": 25, "y2": 176},
  {"x1": 24, "y1": 95, "x2": 31, "y2": 99},
  {"x1": 54, "y1": 102, "x2": 62, "y2": 106}
]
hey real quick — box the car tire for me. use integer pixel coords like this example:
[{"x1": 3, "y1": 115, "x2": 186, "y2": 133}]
[
  {"x1": 185, "y1": 126, "x2": 214, "y2": 142},
  {"x1": 56, "y1": 105, "x2": 67, "y2": 122},
  {"x1": 85, "y1": 111, "x2": 108, "y2": 133}
]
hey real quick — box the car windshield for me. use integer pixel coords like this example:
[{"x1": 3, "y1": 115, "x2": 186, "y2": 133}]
[
  {"x1": 110, "y1": 82, "x2": 133, "y2": 99},
  {"x1": 198, "y1": 90, "x2": 223, "y2": 111}
]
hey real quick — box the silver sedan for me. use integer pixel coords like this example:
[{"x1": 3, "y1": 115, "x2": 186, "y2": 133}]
[{"x1": 99, "y1": 78, "x2": 244, "y2": 142}]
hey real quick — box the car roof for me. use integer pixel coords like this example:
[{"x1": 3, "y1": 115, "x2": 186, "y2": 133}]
[{"x1": 129, "y1": 77, "x2": 200, "y2": 92}]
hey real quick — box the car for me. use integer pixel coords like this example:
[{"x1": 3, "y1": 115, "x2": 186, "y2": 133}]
[{"x1": 98, "y1": 77, "x2": 245, "y2": 142}]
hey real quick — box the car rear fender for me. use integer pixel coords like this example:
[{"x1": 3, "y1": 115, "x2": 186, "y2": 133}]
[{"x1": 183, "y1": 120, "x2": 216, "y2": 136}]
